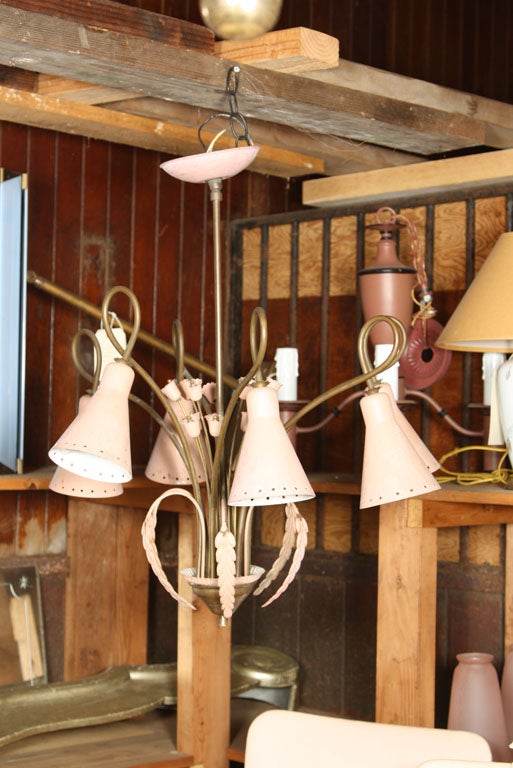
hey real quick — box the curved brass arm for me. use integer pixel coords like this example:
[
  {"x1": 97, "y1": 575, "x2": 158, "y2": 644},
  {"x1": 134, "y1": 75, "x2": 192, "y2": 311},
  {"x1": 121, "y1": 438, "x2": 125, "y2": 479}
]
[
  {"x1": 99, "y1": 287, "x2": 205, "y2": 524},
  {"x1": 209, "y1": 307, "x2": 268, "y2": 538},
  {"x1": 71, "y1": 328, "x2": 102, "y2": 393},
  {"x1": 284, "y1": 315, "x2": 407, "y2": 431}
]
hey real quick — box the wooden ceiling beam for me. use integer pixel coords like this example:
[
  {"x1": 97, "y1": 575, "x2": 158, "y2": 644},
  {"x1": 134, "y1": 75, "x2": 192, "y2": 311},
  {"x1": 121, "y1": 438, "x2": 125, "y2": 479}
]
[
  {"x1": 301, "y1": 59, "x2": 513, "y2": 150},
  {"x1": 0, "y1": 85, "x2": 323, "y2": 178},
  {"x1": 0, "y1": 0, "x2": 215, "y2": 52},
  {"x1": 103, "y1": 96, "x2": 421, "y2": 177},
  {"x1": 214, "y1": 27, "x2": 339, "y2": 73},
  {"x1": 0, "y1": 2, "x2": 486, "y2": 156},
  {"x1": 302, "y1": 148, "x2": 513, "y2": 207},
  {"x1": 0, "y1": 63, "x2": 419, "y2": 176}
]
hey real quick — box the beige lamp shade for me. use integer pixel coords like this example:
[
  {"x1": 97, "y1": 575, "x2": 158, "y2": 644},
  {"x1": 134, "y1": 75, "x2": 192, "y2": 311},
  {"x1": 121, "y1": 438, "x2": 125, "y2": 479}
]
[
  {"x1": 228, "y1": 384, "x2": 315, "y2": 507},
  {"x1": 359, "y1": 391, "x2": 440, "y2": 509},
  {"x1": 145, "y1": 399, "x2": 206, "y2": 485},
  {"x1": 436, "y1": 232, "x2": 513, "y2": 352},
  {"x1": 49, "y1": 361, "x2": 134, "y2": 483}
]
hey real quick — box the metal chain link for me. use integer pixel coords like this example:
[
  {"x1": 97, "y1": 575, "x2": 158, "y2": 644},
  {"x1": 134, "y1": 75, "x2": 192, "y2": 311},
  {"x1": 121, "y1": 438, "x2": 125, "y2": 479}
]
[{"x1": 198, "y1": 65, "x2": 253, "y2": 150}]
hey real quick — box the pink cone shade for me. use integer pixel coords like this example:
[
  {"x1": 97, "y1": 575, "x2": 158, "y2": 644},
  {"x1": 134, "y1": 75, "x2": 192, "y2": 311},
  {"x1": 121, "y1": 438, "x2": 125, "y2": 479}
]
[
  {"x1": 379, "y1": 382, "x2": 440, "y2": 472},
  {"x1": 50, "y1": 465, "x2": 123, "y2": 498},
  {"x1": 359, "y1": 392, "x2": 440, "y2": 509},
  {"x1": 228, "y1": 385, "x2": 315, "y2": 507},
  {"x1": 49, "y1": 361, "x2": 134, "y2": 483},
  {"x1": 50, "y1": 394, "x2": 124, "y2": 497},
  {"x1": 145, "y1": 399, "x2": 206, "y2": 485}
]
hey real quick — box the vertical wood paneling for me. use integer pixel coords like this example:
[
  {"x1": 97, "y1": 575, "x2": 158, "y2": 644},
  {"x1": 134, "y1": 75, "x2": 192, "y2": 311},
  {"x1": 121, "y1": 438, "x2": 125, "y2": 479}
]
[
  {"x1": 25, "y1": 128, "x2": 57, "y2": 467},
  {"x1": 51, "y1": 133, "x2": 84, "y2": 442},
  {"x1": 80, "y1": 139, "x2": 110, "y2": 310}
]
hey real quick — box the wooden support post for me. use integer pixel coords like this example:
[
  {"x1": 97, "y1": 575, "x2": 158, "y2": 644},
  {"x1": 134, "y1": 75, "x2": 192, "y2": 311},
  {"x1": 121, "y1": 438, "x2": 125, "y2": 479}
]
[
  {"x1": 375, "y1": 498, "x2": 438, "y2": 726},
  {"x1": 177, "y1": 513, "x2": 231, "y2": 768},
  {"x1": 64, "y1": 500, "x2": 148, "y2": 680}
]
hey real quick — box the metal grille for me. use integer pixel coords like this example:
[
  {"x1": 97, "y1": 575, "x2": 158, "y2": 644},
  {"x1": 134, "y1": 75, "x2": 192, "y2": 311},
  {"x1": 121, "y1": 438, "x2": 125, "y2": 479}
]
[{"x1": 230, "y1": 184, "x2": 513, "y2": 474}]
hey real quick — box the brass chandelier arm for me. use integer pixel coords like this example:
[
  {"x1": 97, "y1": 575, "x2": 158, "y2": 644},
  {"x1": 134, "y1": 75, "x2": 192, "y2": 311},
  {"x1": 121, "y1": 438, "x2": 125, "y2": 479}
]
[
  {"x1": 172, "y1": 319, "x2": 185, "y2": 382},
  {"x1": 71, "y1": 328, "x2": 102, "y2": 393},
  {"x1": 70, "y1": 323, "x2": 207, "y2": 542},
  {"x1": 27, "y1": 270, "x2": 239, "y2": 389},
  {"x1": 99, "y1": 286, "x2": 205, "y2": 516},
  {"x1": 284, "y1": 315, "x2": 408, "y2": 431},
  {"x1": 209, "y1": 306, "x2": 268, "y2": 510}
]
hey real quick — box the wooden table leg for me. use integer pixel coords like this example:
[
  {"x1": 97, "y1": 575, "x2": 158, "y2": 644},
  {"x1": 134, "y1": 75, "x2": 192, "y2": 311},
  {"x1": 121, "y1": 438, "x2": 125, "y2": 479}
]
[
  {"x1": 64, "y1": 500, "x2": 148, "y2": 680},
  {"x1": 176, "y1": 512, "x2": 231, "y2": 768},
  {"x1": 375, "y1": 498, "x2": 438, "y2": 726}
]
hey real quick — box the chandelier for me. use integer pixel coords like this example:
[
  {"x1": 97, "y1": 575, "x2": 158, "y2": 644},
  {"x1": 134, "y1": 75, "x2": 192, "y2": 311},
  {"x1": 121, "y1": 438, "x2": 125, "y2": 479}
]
[{"x1": 47, "y1": 67, "x2": 440, "y2": 623}]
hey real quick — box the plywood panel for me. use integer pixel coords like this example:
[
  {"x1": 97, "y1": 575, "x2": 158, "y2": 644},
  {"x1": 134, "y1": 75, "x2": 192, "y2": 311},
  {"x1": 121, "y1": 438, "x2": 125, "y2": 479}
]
[
  {"x1": 322, "y1": 494, "x2": 352, "y2": 553},
  {"x1": 329, "y1": 215, "x2": 358, "y2": 296}
]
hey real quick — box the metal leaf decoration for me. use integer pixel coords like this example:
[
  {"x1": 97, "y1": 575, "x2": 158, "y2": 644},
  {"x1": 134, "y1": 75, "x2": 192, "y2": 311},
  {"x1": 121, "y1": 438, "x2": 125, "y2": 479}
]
[
  {"x1": 215, "y1": 524, "x2": 237, "y2": 618},
  {"x1": 141, "y1": 488, "x2": 200, "y2": 611},
  {"x1": 254, "y1": 502, "x2": 308, "y2": 606}
]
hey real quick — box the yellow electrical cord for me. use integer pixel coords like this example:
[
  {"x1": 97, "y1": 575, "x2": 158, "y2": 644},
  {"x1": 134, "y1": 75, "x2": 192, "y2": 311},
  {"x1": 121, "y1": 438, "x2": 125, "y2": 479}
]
[{"x1": 436, "y1": 444, "x2": 512, "y2": 486}]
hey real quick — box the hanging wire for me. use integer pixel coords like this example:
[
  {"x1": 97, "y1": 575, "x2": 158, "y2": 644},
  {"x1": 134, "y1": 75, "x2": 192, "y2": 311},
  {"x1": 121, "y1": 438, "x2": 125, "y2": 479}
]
[{"x1": 198, "y1": 66, "x2": 254, "y2": 150}]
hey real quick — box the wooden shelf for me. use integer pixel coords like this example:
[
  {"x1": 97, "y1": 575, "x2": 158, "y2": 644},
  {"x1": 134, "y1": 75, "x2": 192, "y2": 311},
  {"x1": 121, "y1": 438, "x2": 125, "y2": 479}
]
[
  {"x1": 0, "y1": 466, "x2": 53, "y2": 491},
  {"x1": 3, "y1": 470, "x2": 513, "y2": 528},
  {"x1": 0, "y1": 710, "x2": 193, "y2": 768}
]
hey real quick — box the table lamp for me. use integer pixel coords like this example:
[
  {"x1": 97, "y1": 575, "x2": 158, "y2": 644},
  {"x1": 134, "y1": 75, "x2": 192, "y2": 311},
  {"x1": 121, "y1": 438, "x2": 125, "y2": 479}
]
[{"x1": 436, "y1": 231, "x2": 513, "y2": 463}]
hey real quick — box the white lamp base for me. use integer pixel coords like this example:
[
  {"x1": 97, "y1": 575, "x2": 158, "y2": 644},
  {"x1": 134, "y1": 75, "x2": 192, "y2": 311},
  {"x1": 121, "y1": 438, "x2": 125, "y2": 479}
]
[{"x1": 497, "y1": 355, "x2": 513, "y2": 460}]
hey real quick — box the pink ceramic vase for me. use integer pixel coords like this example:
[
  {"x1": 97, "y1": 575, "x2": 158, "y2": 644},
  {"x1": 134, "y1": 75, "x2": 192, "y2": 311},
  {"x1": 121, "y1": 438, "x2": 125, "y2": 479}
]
[{"x1": 448, "y1": 652, "x2": 511, "y2": 761}]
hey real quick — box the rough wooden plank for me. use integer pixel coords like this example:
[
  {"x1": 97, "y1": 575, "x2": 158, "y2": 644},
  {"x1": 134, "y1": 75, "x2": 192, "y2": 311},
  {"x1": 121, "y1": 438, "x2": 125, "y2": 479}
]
[
  {"x1": 420, "y1": 499, "x2": 513, "y2": 528},
  {"x1": 302, "y1": 58, "x2": 513, "y2": 149},
  {"x1": 36, "y1": 73, "x2": 139, "y2": 104},
  {"x1": 105, "y1": 95, "x2": 421, "y2": 176},
  {"x1": 376, "y1": 498, "x2": 437, "y2": 726},
  {"x1": 303, "y1": 148, "x2": 513, "y2": 207},
  {"x1": 0, "y1": 3, "x2": 485, "y2": 155},
  {"x1": 0, "y1": 711, "x2": 192, "y2": 768},
  {"x1": 0, "y1": 0, "x2": 214, "y2": 52},
  {"x1": 0, "y1": 86, "x2": 322, "y2": 178},
  {"x1": 64, "y1": 501, "x2": 148, "y2": 681},
  {"x1": 215, "y1": 26, "x2": 339, "y2": 72},
  {"x1": 176, "y1": 514, "x2": 232, "y2": 768}
]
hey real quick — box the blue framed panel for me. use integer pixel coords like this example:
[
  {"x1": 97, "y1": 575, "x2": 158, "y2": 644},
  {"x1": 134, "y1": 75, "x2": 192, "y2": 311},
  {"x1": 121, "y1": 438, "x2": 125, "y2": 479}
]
[{"x1": 0, "y1": 172, "x2": 28, "y2": 474}]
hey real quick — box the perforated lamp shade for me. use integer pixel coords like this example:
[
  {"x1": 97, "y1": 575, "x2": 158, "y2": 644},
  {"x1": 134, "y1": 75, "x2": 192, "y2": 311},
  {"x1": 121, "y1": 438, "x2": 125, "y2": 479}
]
[
  {"x1": 379, "y1": 382, "x2": 440, "y2": 473},
  {"x1": 145, "y1": 399, "x2": 206, "y2": 485},
  {"x1": 50, "y1": 395, "x2": 124, "y2": 498},
  {"x1": 359, "y1": 392, "x2": 441, "y2": 509},
  {"x1": 50, "y1": 465, "x2": 124, "y2": 498},
  {"x1": 228, "y1": 385, "x2": 315, "y2": 507},
  {"x1": 49, "y1": 361, "x2": 134, "y2": 483},
  {"x1": 436, "y1": 232, "x2": 513, "y2": 353}
]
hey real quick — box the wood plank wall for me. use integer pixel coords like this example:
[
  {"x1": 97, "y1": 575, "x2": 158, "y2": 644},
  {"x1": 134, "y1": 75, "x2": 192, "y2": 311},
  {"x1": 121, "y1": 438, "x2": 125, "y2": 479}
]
[
  {"x1": 0, "y1": 0, "x2": 512, "y2": 721},
  {"x1": 125, "y1": 0, "x2": 513, "y2": 103}
]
